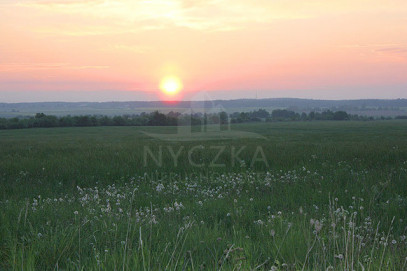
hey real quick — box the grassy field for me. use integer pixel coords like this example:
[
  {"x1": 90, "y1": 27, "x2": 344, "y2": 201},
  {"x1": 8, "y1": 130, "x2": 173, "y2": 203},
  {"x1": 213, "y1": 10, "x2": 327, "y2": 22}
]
[{"x1": 1, "y1": 121, "x2": 407, "y2": 270}]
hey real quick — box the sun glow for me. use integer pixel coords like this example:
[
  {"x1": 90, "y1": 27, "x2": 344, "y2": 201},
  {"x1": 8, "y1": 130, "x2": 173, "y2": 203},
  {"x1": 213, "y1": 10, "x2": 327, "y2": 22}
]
[{"x1": 160, "y1": 76, "x2": 182, "y2": 96}]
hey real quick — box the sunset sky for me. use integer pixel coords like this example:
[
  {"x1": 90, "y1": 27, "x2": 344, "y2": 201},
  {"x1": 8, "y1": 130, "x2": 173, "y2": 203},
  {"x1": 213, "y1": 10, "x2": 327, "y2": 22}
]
[{"x1": 1, "y1": 0, "x2": 407, "y2": 102}]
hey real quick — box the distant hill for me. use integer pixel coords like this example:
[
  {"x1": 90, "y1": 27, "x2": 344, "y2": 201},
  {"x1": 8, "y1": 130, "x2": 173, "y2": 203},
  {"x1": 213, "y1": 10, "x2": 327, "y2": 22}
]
[{"x1": 1, "y1": 98, "x2": 407, "y2": 118}]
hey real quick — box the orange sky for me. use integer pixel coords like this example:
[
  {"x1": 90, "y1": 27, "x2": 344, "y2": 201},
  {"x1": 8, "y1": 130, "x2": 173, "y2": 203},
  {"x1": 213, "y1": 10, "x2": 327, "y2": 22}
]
[{"x1": 1, "y1": 0, "x2": 407, "y2": 101}]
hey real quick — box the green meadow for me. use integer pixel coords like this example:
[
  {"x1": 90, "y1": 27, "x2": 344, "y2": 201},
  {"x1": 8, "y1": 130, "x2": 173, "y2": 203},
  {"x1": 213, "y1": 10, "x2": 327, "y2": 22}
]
[{"x1": 1, "y1": 121, "x2": 407, "y2": 270}]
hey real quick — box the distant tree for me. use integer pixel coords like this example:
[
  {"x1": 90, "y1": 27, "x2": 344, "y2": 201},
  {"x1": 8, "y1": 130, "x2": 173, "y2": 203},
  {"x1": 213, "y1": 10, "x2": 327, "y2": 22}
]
[
  {"x1": 0, "y1": 118, "x2": 7, "y2": 129},
  {"x1": 33, "y1": 113, "x2": 58, "y2": 127},
  {"x1": 309, "y1": 111, "x2": 315, "y2": 120},
  {"x1": 90, "y1": 116, "x2": 98, "y2": 126},
  {"x1": 99, "y1": 116, "x2": 112, "y2": 126},
  {"x1": 112, "y1": 116, "x2": 126, "y2": 126},
  {"x1": 207, "y1": 113, "x2": 220, "y2": 124},
  {"x1": 333, "y1": 111, "x2": 349, "y2": 121},
  {"x1": 8, "y1": 118, "x2": 25, "y2": 129},
  {"x1": 75, "y1": 116, "x2": 91, "y2": 127},
  {"x1": 238, "y1": 112, "x2": 250, "y2": 122},
  {"x1": 59, "y1": 115, "x2": 74, "y2": 127},
  {"x1": 252, "y1": 109, "x2": 270, "y2": 118},
  {"x1": 271, "y1": 109, "x2": 297, "y2": 121},
  {"x1": 35, "y1": 113, "x2": 46, "y2": 119},
  {"x1": 219, "y1": 111, "x2": 228, "y2": 125},
  {"x1": 149, "y1": 111, "x2": 168, "y2": 126},
  {"x1": 167, "y1": 111, "x2": 181, "y2": 118}
]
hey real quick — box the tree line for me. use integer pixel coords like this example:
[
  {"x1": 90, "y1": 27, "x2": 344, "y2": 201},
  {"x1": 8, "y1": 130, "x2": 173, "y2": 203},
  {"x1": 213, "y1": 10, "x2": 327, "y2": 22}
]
[
  {"x1": 0, "y1": 109, "x2": 404, "y2": 130},
  {"x1": 230, "y1": 109, "x2": 369, "y2": 123}
]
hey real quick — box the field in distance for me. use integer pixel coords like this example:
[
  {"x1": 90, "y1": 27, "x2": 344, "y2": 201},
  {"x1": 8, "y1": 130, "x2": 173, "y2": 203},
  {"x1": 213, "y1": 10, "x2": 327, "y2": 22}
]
[{"x1": 1, "y1": 121, "x2": 407, "y2": 270}]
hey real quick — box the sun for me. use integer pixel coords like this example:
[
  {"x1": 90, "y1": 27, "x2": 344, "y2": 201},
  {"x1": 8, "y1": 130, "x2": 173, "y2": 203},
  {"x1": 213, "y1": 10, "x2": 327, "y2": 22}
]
[{"x1": 160, "y1": 76, "x2": 182, "y2": 96}]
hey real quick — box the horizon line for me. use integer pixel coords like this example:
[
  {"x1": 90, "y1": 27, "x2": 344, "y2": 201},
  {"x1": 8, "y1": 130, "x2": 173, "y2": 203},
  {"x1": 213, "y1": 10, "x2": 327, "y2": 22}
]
[{"x1": 1, "y1": 97, "x2": 407, "y2": 104}]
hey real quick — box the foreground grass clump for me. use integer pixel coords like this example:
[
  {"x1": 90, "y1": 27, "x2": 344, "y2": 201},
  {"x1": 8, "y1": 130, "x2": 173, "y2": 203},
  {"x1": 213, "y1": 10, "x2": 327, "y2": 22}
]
[{"x1": 1, "y1": 121, "x2": 407, "y2": 270}]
